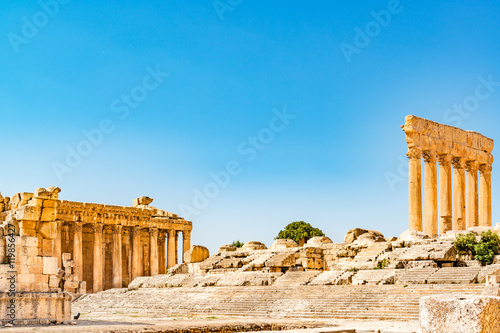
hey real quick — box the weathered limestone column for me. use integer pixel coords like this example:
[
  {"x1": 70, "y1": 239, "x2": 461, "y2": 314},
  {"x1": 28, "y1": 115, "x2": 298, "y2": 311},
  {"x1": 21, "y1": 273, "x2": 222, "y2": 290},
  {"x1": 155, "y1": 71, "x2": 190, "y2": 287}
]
[
  {"x1": 158, "y1": 231, "x2": 166, "y2": 274},
  {"x1": 423, "y1": 150, "x2": 438, "y2": 237},
  {"x1": 452, "y1": 157, "x2": 467, "y2": 230},
  {"x1": 73, "y1": 222, "x2": 83, "y2": 282},
  {"x1": 167, "y1": 229, "x2": 176, "y2": 268},
  {"x1": 479, "y1": 163, "x2": 492, "y2": 227},
  {"x1": 407, "y1": 148, "x2": 423, "y2": 232},
  {"x1": 112, "y1": 225, "x2": 123, "y2": 288},
  {"x1": 182, "y1": 230, "x2": 191, "y2": 263},
  {"x1": 92, "y1": 223, "x2": 104, "y2": 293},
  {"x1": 438, "y1": 154, "x2": 453, "y2": 234},
  {"x1": 175, "y1": 231, "x2": 179, "y2": 265},
  {"x1": 131, "y1": 226, "x2": 143, "y2": 280},
  {"x1": 466, "y1": 161, "x2": 480, "y2": 228},
  {"x1": 54, "y1": 221, "x2": 62, "y2": 269},
  {"x1": 149, "y1": 227, "x2": 159, "y2": 276}
]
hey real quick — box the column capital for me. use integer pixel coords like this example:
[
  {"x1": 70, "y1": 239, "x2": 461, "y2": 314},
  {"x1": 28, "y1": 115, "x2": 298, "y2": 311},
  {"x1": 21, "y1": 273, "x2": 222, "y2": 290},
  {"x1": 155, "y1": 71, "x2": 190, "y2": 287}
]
[
  {"x1": 112, "y1": 224, "x2": 123, "y2": 234},
  {"x1": 422, "y1": 150, "x2": 437, "y2": 163},
  {"x1": 132, "y1": 225, "x2": 142, "y2": 236},
  {"x1": 452, "y1": 157, "x2": 467, "y2": 169},
  {"x1": 73, "y1": 222, "x2": 83, "y2": 233},
  {"x1": 466, "y1": 160, "x2": 480, "y2": 173},
  {"x1": 166, "y1": 229, "x2": 174, "y2": 236},
  {"x1": 92, "y1": 223, "x2": 104, "y2": 233},
  {"x1": 437, "y1": 154, "x2": 452, "y2": 166},
  {"x1": 149, "y1": 227, "x2": 158, "y2": 237},
  {"x1": 183, "y1": 230, "x2": 191, "y2": 238},
  {"x1": 158, "y1": 230, "x2": 167, "y2": 242},
  {"x1": 406, "y1": 148, "x2": 422, "y2": 160},
  {"x1": 479, "y1": 163, "x2": 493, "y2": 175}
]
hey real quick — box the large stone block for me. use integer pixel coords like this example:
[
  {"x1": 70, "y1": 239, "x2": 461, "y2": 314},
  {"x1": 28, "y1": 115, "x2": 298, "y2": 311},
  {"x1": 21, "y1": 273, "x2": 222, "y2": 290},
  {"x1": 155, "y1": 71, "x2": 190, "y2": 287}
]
[
  {"x1": 269, "y1": 239, "x2": 298, "y2": 249},
  {"x1": 305, "y1": 236, "x2": 333, "y2": 247},
  {"x1": 241, "y1": 241, "x2": 267, "y2": 251},
  {"x1": 0, "y1": 292, "x2": 71, "y2": 324},
  {"x1": 133, "y1": 196, "x2": 153, "y2": 207},
  {"x1": 42, "y1": 257, "x2": 58, "y2": 275},
  {"x1": 420, "y1": 295, "x2": 500, "y2": 333},
  {"x1": 344, "y1": 228, "x2": 384, "y2": 244},
  {"x1": 183, "y1": 246, "x2": 210, "y2": 263}
]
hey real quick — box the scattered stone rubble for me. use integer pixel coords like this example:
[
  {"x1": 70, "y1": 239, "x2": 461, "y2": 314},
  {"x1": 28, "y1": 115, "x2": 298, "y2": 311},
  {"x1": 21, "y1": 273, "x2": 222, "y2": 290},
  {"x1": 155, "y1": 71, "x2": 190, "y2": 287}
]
[{"x1": 125, "y1": 226, "x2": 500, "y2": 292}]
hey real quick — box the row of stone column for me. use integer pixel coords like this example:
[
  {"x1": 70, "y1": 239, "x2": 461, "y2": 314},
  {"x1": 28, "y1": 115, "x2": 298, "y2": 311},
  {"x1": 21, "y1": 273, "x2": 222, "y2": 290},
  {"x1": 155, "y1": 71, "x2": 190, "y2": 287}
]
[
  {"x1": 70, "y1": 223, "x2": 191, "y2": 293},
  {"x1": 408, "y1": 148, "x2": 492, "y2": 236}
]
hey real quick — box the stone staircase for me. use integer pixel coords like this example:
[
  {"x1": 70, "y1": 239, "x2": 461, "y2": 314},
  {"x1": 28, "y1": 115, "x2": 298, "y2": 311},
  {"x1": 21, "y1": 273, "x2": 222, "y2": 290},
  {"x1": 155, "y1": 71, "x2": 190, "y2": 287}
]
[
  {"x1": 73, "y1": 284, "x2": 485, "y2": 321},
  {"x1": 308, "y1": 271, "x2": 345, "y2": 285},
  {"x1": 273, "y1": 271, "x2": 321, "y2": 287},
  {"x1": 239, "y1": 251, "x2": 276, "y2": 272},
  {"x1": 351, "y1": 269, "x2": 397, "y2": 285},
  {"x1": 426, "y1": 267, "x2": 482, "y2": 284},
  {"x1": 354, "y1": 243, "x2": 391, "y2": 261},
  {"x1": 478, "y1": 264, "x2": 500, "y2": 283},
  {"x1": 396, "y1": 268, "x2": 439, "y2": 285},
  {"x1": 216, "y1": 272, "x2": 283, "y2": 286}
]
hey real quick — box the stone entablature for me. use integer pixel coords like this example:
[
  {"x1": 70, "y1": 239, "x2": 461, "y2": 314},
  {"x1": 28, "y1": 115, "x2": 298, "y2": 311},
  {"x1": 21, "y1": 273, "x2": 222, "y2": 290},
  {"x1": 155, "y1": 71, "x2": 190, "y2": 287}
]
[
  {"x1": 402, "y1": 115, "x2": 493, "y2": 236},
  {"x1": 403, "y1": 115, "x2": 494, "y2": 164},
  {"x1": 55, "y1": 201, "x2": 192, "y2": 231}
]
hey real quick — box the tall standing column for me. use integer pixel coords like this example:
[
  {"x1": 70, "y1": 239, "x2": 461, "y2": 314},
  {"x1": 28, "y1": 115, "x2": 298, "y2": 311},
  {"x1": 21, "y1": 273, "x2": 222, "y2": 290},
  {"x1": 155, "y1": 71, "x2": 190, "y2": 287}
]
[
  {"x1": 175, "y1": 231, "x2": 179, "y2": 265},
  {"x1": 158, "y1": 231, "x2": 166, "y2": 274},
  {"x1": 149, "y1": 228, "x2": 159, "y2": 276},
  {"x1": 479, "y1": 163, "x2": 492, "y2": 227},
  {"x1": 452, "y1": 158, "x2": 467, "y2": 230},
  {"x1": 466, "y1": 161, "x2": 480, "y2": 228},
  {"x1": 54, "y1": 221, "x2": 62, "y2": 269},
  {"x1": 182, "y1": 230, "x2": 191, "y2": 263},
  {"x1": 167, "y1": 229, "x2": 176, "y2": 269},
  {"x1": 131, "y1": 226, "x2": 143, "y2": 280},
  {"x1": 438, "y1": 154, "x2": 453, "y2": 234},
  {"x1": 112, "y1": 225, "x2": 123, "y2": 288},
  {"x1": 73, "y1": 222, "x2": 83, "y2": 282},
  {"x1": 407, "y1": 148, "x2": 423, "y2": 232},
  {"x1": 423, "y1": 150, "x2": 438, "y2": 237},
  {"x1": 92, "y1": 223, "x2": 104, "y2": 293}
]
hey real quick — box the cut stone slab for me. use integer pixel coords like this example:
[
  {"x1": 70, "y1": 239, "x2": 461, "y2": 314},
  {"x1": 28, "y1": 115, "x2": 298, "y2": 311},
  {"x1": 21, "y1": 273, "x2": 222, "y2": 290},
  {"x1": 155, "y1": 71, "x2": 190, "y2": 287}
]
[{"x1": 420, "y1": 295, "x2": 500, "y2": 333}]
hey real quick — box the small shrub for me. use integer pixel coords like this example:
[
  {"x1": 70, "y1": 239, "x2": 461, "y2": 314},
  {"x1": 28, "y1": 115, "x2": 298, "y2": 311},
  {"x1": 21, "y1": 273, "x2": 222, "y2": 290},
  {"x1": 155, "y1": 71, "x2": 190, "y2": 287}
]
[
  {"x1": 454, "y1": 232, "x2": 477, "y2": 255},
  {"x1": 375, "y1": 259, "x2": 389, "y2": 270},
  {"x1": 232, "y1": 240, "x2": 244, "y2": 248},
  {"x1": 348, "y1": 267, "x2": 358, "y2": 272}
]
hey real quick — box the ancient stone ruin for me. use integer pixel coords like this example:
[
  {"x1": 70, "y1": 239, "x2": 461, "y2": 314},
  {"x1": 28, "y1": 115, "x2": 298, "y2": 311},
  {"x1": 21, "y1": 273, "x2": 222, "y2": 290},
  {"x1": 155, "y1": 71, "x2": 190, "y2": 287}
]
[
  {"x1": 402, "y1": 115, "x2": 494, "y2": 236},
  {"x1": 0, "y1": 187, "x2": 192, "y2": 324},
  {"x1": 2, "y1": 115, "x2": 499, "y2": 331}
]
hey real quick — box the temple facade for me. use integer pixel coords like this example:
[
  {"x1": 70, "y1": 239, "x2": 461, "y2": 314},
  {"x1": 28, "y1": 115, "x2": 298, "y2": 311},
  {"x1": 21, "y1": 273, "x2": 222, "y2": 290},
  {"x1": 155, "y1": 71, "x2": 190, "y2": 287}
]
[
  {"x1": 402, "y1": 115, "x2": 494, "y2": 236},
  {"x1": 0, "y1": 188, "x2": 192, "y2": 293}
]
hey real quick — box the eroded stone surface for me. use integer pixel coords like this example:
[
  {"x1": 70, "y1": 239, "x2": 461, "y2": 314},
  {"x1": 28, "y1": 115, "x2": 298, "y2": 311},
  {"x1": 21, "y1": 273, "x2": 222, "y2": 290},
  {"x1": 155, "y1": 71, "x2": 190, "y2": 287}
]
[{"x1": 420, "y1": 295, "x2": 500, "y2": 333}]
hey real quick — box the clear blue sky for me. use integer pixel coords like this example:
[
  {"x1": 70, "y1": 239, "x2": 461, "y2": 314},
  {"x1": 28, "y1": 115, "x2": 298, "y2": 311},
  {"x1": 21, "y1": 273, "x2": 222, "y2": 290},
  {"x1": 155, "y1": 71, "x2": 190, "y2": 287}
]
[{"x1": 1, "y1": 1, "x2": 499, "y2": 254}]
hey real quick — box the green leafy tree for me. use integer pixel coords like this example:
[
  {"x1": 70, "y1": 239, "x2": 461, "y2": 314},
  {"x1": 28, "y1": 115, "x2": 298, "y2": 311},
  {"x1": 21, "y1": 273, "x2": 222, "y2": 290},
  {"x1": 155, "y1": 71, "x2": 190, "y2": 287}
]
[
  {"x1": 454, "y1": 231, "x2": 500, "y2": 265},
  {"x1": 275, "y1": 221, "x2": 325, "y2": 244},
  {"x1": 454, "y1": 232, "x2": 477, "y2": 255},
  {"x1": 232, "y1": 240, "x2": 244, "y2": 248}
]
